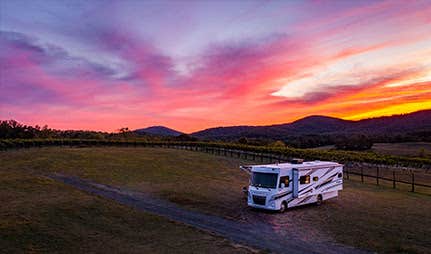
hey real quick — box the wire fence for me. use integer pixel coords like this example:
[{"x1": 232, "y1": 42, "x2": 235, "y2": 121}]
[
  {"x1": 173, "y1": 145, "x2": 431, "y2": 195},
  {"x1": 343, "y1": 162, "x2": 431, "y2": 194}
]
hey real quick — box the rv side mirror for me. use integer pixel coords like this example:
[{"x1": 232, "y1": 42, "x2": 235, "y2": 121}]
[{"x1": 280, "y1": 183, "x2": 285, "y2": 189}]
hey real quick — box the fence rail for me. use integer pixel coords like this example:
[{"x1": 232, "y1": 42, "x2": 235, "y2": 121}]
[
  {"x1": 169, "y1": 145, "x2": 431, "y2": 194},
  {"x1": 344, "y1": 168, "x2": 430, "y2": 192}
]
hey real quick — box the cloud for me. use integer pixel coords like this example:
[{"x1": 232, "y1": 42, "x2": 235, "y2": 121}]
[
  {"x1": 0, "y1": 30, "x2": 123, "y2": 80},
  {"x1": 1, "y1": 1, "x2": 431, "y2": 132}
]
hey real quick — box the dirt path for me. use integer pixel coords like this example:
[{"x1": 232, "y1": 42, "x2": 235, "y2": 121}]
[{"x1": 49, "y1": 174, "x2": 368, "y2": 254}]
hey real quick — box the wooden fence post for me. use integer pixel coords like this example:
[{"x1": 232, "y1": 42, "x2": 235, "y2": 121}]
[
  {"x1": 411, "y1": 172, "x2": 415, "y2": 192},
  {"x1": 376, "y1": 167, "x2": 379, "y2": 186}
]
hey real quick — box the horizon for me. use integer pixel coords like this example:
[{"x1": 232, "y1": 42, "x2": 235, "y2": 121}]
[
  {"x1": 3, "y1": 108, "x2": 430, "y2": 134},
  {"x1": 1, "y1": 0, "x2": 431, "y2": 133}
]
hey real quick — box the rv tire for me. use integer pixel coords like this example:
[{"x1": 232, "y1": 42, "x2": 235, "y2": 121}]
[
  {"x1": 279, "y1": 202, "x2": 287, "y2": 213},
  {"x1": 316, "y1": 195, "x2": 323, "y2": 206}
]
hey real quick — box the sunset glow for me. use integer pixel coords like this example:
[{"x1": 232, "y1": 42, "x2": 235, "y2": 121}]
[{"x1": 1, "y1": 0, "x2": 430, "y2": 132}]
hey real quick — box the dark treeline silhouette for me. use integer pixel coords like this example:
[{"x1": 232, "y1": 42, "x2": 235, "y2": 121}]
[
  {"x1": 0, "y1": 120, "x2": 56, "y2": 139},
  {"x1": 0, "y1": 120, "x2": 198, "y2": 141},
  {"x1": 0, "y1": 120, "x2": 114, "y2": 139},
  {"x1": 334, "y1": 134, "x2": 373, "y2": 151},
  {"x1": 230, "y1": 131, "x2": 431, "y2": 151}
]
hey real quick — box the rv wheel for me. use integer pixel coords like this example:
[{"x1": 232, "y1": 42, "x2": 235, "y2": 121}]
[
  {"x1": 280, "y1": 202, "x2": 287, "y2": 213},
  {"x1": 316, "y1": 195, "x2": 323, "y2": 206}
]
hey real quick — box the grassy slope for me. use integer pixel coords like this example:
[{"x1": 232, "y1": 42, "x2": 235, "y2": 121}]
[
  {"x1": 0, "y1": 168, "x2": 251, "y2": 253},
  {"x1": 1, "y1": 147, "x2": 431, "y2": 253}
]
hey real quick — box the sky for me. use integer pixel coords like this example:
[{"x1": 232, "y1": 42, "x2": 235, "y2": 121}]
[{"x1": 0, "y1": 0, "x2": 430, "y2": 133}]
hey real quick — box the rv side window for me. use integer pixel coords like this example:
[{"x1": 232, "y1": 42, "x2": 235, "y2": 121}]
[
  {"x1": 279, "y1": 176, "x2": 289, "y2": 187},
  {"x1": 300, "y1": 175, "x2": 310, "y2": 184}
]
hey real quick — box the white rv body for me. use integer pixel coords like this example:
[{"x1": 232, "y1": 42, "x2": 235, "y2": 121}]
[{"x1": 241, "y1": 161, "x2": 343, "y2": 211}]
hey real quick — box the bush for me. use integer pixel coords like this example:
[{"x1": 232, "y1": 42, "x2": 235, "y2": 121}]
[{"x1": 269, "y1": 140, "x2": 286, "y2": 148}]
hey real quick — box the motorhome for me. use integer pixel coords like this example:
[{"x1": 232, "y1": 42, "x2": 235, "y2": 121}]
[{"x1": 241, "y1": 160, "x2": 343, "y2": 212}]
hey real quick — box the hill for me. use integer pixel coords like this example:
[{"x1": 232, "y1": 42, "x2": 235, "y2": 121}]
[
  {"x1": 191, "y1": 110, "x2": 431, "y2": 142},
  {"x1": 135, "y1": 126, "x2": 183, "y2": 137}
]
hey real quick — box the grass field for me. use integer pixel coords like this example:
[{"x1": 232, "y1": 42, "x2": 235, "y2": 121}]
[
  {"x1": 1, "y1": 147, "x2": 431, "y2": 253},
  {"x1": 313, "y1": 142, "x2": 431, "y2": 159},
  {"x1": 0, "y1": 161, "x2": 252, "y2": 253},
  {"x1": 372, "y1": 142, "x2": 431, "y2": 158}
]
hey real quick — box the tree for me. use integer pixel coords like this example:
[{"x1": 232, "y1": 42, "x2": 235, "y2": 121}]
[
  {"x1": 238, "y1": 137, "x2": 248, "y2": 144},
  {"x1": 335, "y1": 134, "x2": 373, "y2": 151},
  {"x1": 118, "y1": 127, "x2": 130, "y2": 133},
  {"x1": 176, "y1": 134, "x2": 198, "y2": 141},
  {"x1": 269, "y1": 140, "x2": 286, "y2": 148}
]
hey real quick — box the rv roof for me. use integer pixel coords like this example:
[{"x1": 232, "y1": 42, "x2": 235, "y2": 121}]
[{"x1": 250, "y1": 161, "x2": 341, "y2": 170}]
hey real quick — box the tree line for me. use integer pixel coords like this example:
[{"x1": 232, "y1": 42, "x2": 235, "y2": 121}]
[
  {"x1": 1, "y1": 119, "x2": 430, "y2": 152},
  {"x1": 0, "y1": 120, "x2": 199, "y2": 141}
]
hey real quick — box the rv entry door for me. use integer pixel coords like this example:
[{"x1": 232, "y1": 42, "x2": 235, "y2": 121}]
[{"x1": 292, "y1": 168, "x2": 299, "y2": 198}]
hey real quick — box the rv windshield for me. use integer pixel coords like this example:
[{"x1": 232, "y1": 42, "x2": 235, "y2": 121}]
[{"x1": 251, "y1": 172, "x2": 278, "y2": 189}]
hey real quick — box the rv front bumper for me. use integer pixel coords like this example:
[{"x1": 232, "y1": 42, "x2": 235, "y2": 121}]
[
  {"x1": 247, "y1": 201, "x2": 279, "y2": 210},
  {"x1": 247, "y1": 190, "x2": 279, "y2": 210}
]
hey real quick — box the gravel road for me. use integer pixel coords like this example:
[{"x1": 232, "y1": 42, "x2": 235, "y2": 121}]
[{"x1": 49, "y1": 174, "x2": 369, "y2": 254}]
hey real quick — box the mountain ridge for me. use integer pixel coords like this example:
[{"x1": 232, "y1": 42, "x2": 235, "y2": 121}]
[
  {"x1": 135, "y1": 126, "x2": 183, "y2": 137},
  {"x1": 133, "y1": 110, "x2": 431, "y2": 140},
  {"x1": 190, "y1": 109, "x2": 431, "y2": 140}
]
